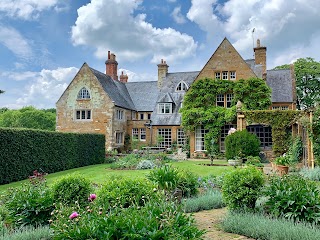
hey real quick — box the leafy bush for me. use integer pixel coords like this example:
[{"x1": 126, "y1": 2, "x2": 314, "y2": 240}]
[
  {"x1": 183, "y1": 190, "x2": 225, "y2": 213},
  {"x1": 147, "y1": 165, "x2": 198, "y2": 197},
  {"x1": 274, "y1": 154, "x2": 292, "y2": 166},
  {"x1": 287, "y1": 136, "x2": 303, "y2": 163},
  {"x1": 52, "y1": 173, "x2": 92, "y2": 206},
  {"x1": 0, "y1": 128, "x2": 105, "y2": 184},
  {"x1": 263, "y1": 174, "x2": 320, "y2": 223},
  {"x1": 222, "y1": 211, "x2": 320, "y2": 240},
  {"x1": 136, "y1": 160, "x2": 156, "y2": 169},
  {"x1": 0, "y1": 225, "x2": 52, "y2": 240},
  {"x1": 197, "y1": 174, "x2": 225, "y2": 189},
  {"x1": 225, "y1": 129, "x2": 261, "y2": 159},
  {"x1": 221, "y1": 167, "x2": 265, "y2": 210},
  {"x1": 96, "y1": 178, "x2": 160, "y2": 209},
  {"x1": 109, "y1": 153, "x2": 141, "y2": 169},
  {"x1": 245, "y1": 156, "x2": 264, "y2": 167},
  {"x1": 51, "y1": 198, "x2": 204, "y2": 239},
  {"x1": 299, "y1": 166, "x2": 320, "y2": 181},
  {"x1": 2, "y1": 182, "x2": 54, "y2": 227},
  {"x1": 105, "y1": 149, "x2": 118, "y2": 163}
]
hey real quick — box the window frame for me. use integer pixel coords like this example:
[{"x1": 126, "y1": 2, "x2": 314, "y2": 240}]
[
  {"x1": 116, "y1": 109, "x2": 124, "y2": 120},
  {"x1": 230, "y1": 71, "x2": 236, "y2": 80},
  {"x1": 215, "y1": 72, "x2": 221, "y2": 80},
  {"x1": 177, "y1": 128, "x2": 186, "y2": 146},
  {"x1": 222, "y1": 71, "x2": 228, "y2": 80},
  {"x1": 77, "y1": 87, "x2": 91, "y2": 99},
  {"x1": 176, "y1": 81, "x2": 188, "y2": 91},
  {"x1": 158, "y1": 103, "x2": 172, "y2": 114},
  {"x1": 157, "y1": 128, "x2": 172, "y2": 148},
  {"x1": 140, "y1": 128, "x2": 146, "y2": 141},
  {"x1": 115, "y1": 132, "x2": 123, "y2": 145},
  {"x1": 195, "y1": 126, "x2": 208, "y2": 151},
  {"x1": 75, "y1": 109, "x2": 92, "y2": 121}
]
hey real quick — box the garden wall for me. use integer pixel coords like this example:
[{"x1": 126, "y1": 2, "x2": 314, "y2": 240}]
[{"x1": 0, "y1": 128, "x2": 105, "y2": 184}]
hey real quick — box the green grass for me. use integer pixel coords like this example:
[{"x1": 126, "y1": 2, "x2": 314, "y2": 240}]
[{"x1": 0, "y1": 159, "x2": 231, "y2": 193}]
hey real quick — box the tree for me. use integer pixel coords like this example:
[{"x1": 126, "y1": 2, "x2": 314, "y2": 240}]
[
  {"x1": 0, "y1": 90, "x2": 4, "y2": 94},
  {"x1": 294, "y1": 58, "x2": 320, "y2": 110}
]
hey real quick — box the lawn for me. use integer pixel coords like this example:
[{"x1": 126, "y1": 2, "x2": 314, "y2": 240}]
[{"x1": 0, "y1": 159, "x2": 231, "y2": 193}]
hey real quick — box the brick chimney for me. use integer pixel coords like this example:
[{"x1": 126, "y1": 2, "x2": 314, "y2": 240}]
[
  {"x1": 254, "y1": 39, "x2": 267, "y2": 75},
  {"x1": 105, "y1": 51, "x2": 118, "y2": 80},
  {"x1": 157, "y1": 59, "x2": 169, "y2": 88},
  {"x1": 119, "y1": 71, "x2": 128, "y2": 83}
]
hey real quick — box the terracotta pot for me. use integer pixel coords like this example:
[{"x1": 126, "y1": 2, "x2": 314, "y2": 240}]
[{"x1": 276, "y1": 165, "x2": 289, "y2": 176}]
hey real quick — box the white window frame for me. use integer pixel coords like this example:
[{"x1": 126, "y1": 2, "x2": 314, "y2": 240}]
[
  {"x1": 158, "y1": 103, "x2": 172, "y2": 114},
  {"x1": 176, "y1": 81, "x2": 188, "y2": 91},
  {"x1": 75, "y1": 109, "x2": 92, "y2": 121},
  {"x1": 115, "y1": 132, "x2": 123, "y2": 145},
  {"x1": 216, "y1": 94, "x2": 225, "y2": 107},
  {"x1": 157, "y1": 128, "x2": 172, "y2": 148},
  {"x1": 230, "y1": 71, "x2": 236, "y2": 80},
  {"x1": 226, "y1": 93, "x2": 234, "y2": 108},
  {"x1": 222, "y1": 71, "x2": 228, "y2": 80},
  {"x1": 132, "y1": 128, "x2": 139, "y2": 140},
  {"x1": 195, "y1": 126, "x2": 208, "y2": 151},
  {"x1": 215, "y1": 72, "x2": 221, "y2": 80},
  {"x1": 177, "y1": 128, "x2": 186, "y2": 146},
  {"x1": 116, "y1": 109, "x2": 124, "y2": 120},
  {"x1": 77, "y1": 87, "x2": 90, "y2": 99},
  {"x1": 140, "y1": 128, "x2": 146, "y2": 141}
]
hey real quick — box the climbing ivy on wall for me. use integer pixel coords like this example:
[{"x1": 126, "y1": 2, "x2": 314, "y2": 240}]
[
  {"x1": 180, "y1": 77, "x2": 271, "y2": 154},
  {"x1": 245, "y1": 110, "x2": 304, "y2": 156}
]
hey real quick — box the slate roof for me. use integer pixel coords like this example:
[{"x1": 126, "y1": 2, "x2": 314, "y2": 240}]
[
  {"x1": 245, "y1": 59, "x2": 262, "y2": 78},
  {"x1": 90, "y1": 68, "x2": 136, "y2": 110},
  {"x1": 126, "y1": 81, "x2": 159, "y2": 112},
  {"x1": 161, "y1": 72, "x2": 199, "y2": 93},
  {"x1": 266, "y1": 69, "x2": 293, "y2": 103}
]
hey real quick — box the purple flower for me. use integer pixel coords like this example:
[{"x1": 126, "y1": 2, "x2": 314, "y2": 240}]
[
  {"x1": 69, "y1": 212, "x2": 79, "y2": 220},
  {"x1": 88, "y1": 193, "x2": 97, "y2": 202}
]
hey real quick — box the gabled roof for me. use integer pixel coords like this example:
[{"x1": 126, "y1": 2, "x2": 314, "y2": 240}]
[
  {"x1": 90, "y1": 67, "x2": 136, "y2": 110},
  {"x1": 266, "y1": 69, "x2": 294, "y2": 103},
  {"x1": 158, "y1": 92, "x2": 175, "y2": 103},
  {"x1": 161, "y1": 71, "x2": 199, "y2": 92}
]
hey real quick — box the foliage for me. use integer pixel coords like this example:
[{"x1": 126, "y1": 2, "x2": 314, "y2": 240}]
[
  {"x1": 51, "y1": 197, "x2": 204, "y2": 239},
  {"x1": 263, "y1": 174, "x2": 320, "y2": 223},
  {"x1": 105, "y1": 149, "x2": 118, "y2": 163},
  {"x1": 294, "y1": 57, "x2": 320, "y2": 109},
  {"x1": 197, "y1": 174, "x2": 225, "y2": 190},
  {"x1": 52, "y1": 173, "x2": 92, "y2": 206},
  {"x1": 222, "y1": 211, "x2": 320, "y2": 240},
  {"x1": 313, "y1": 106, "x2": 320, "y2": 164},
  {"x1": 221, "y1": 167, "x2": 265, "y2": 210},
  {"x1": 181, "y1": 77, "x2": 271, "y2": 153},
  {"x1": 0, "y1": 128, "x2": 105, "y2": 184},
  {"x1": 136, "y1": 160, "x2": 156, "y2": 169},
  {"x1": 273, "y1": 64, "x2": 291, "y2": 70},
  {"x1": 287, "y1": 136, "x2": 303, "y2": 163},
  {"x1": 274, "y1": 155, "x2": 291, "y2": 166},
  {"x1": 299, "y1": 166, "x2": 320, "y2": 181},
  {"x1": 96, "y1": 178, "x2": 160, "y2": 209},
  {"x1": 0, "y1": 106, "x2": 56, "y2": 131},
  {"x1": 0, "y1": 225, "x2": 52, "y2": 240},
  {"x1": 245, "y1": 156, "x2": 264, "y2": 167},
  {"x1": 109, "y1": 153, "x2": 141, "y2": 169},
  {"x1": 225, "y1": 130, "x2": 261, "y2": 159},
  {"x1": 245, "y1": 110, "x2": 303, "y2": 156},
  {"x1": 2, "y1": 182, "x2": 54, "y2": 227},
  {"x1": 183, "y1": 190, "x2": 225, "y2": 213},
  {"x1": 147, "y1": 165, "x2": 198, "y2": 197}
]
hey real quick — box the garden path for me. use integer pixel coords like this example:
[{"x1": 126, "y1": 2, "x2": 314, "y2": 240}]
[{"x1": 193, "y1": 208, "x2": 254, "y2": 240}]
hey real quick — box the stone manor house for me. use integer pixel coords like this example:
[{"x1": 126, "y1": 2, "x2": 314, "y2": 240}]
[{"x1": 56, "y1": 38, "x2": 295, "y2": 157}]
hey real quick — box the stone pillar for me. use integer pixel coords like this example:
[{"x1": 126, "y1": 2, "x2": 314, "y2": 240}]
[
  {"x1": 254, "y1": 39, "x2": 267, "y2": 76},
  {"x1": 157, "y1": 59, "x2": 169, "y2": 88}
]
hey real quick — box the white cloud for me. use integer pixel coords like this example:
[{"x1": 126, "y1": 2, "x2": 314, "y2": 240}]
[
  {"x1": 171, "y1": 6, "x2": 187, "y2": 24},
  {"x1": 118, "y1": 68, "x2": 156, "y2": 82},
  {"x1": 167, "y1": 0, "x2": 177, "y2": 2},
  {"x1": 71, "y1": 0, "x2": 197, "y2": 64},
  {"x1": 187, "y1": 0, "x2": 320, "y2": 68},
  {"x1": 0, "y1": 26, "x2": 33, "y2": 60},
  {"x1": 7, "y1": 67, "x2": 79, "y2": 108},
  {"x1": 0, "y1": 0, "x2": 63, "y2": 20}
]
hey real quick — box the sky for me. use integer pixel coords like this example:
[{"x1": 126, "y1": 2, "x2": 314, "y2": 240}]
[{"x1": 0, "y1": 0, "x2": 320, "y2": 109}]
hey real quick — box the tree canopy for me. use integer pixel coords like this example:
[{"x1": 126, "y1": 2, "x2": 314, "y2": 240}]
[{"x1": 0, "y1": 90, "x2": 4, "y2": 94}]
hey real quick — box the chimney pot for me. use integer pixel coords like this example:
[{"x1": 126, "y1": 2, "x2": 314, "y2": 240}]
[
  {"x1": 108, "y1": 51, "x2": 110, "y2": 59},
  {"x1": 257, "y1": 39, "x2": 260, "y2": 48}
]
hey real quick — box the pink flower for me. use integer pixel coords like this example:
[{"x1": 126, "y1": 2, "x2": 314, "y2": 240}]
[
  {"x1": 88, "y1": 193, "x2": 97, "y2": 202},
  {"x1": 69, "y1": 212, "x2": 79, "y2": 220}
]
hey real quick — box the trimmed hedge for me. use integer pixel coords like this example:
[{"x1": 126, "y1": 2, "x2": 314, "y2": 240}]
[{"x1": 0, "y1": 128, "x2": 105, "y2": 184}]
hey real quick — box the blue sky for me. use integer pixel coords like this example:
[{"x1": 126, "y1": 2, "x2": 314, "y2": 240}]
[{"x1": 0, "y1": 0, "x2": 320, "y2": 109}]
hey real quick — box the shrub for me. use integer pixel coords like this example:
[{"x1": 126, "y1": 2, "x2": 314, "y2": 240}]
[
  {"x1": 2, "y1": 182, "x2": 54, "y2": 227},
  {"x1": 109, "y1": 153, "x2": 141, "y2": 169},
  {"x1": 105, "y1": 149, "x2": 118, "y2": 163},
  {"x1": 197, "y1": 174, "x2": 225, "y2": 189},
  {"x1": 52, "y1": 173, "x2": 92, "y2": 206},
  {"x1": 222, "y1": 211, "x2": 320, "y2": 240},
  {"x1": 136, "y1": 160, "x2": 156, "y2": 169},
  {"x1": 0, "y1": 225, "x2": 52, "y2": 240},
  {"x1": 225, "y1": 129, "x2": 261, "y2": 160},
  {"x1": 221, "y1": 166, "x2": 265, "y2": 210},
  {"x1": 51, "y1": 198, "x2": 204, "y2": 239},
  {"x1": 183, "y1": 190, "x2": 225, "y2": 213},
  {"x1": 0, "y1": 128, "x2": 105, "y2": 184},
  {"x1": 245, "y1": 156, "x2": 264, "y2": 167},
  {"x1": 96, "y1": 178, "x2": 160, "y2": 209},
  {"x1": 263, "y1": 174, "x2": 320, "y2": 223},
  {"x1": 299, "y1": 166, "x2": 320, "y2": 181}
]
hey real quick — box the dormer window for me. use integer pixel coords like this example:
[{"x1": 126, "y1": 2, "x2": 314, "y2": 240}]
[
  {"x1": 176, "y1": 81, "x2": 188, "y2": 91},
  {"x1": 77, "y1": 87, "x2": 90, "y2": 99},
  {"x1": 158, "y1": 103, "x2": 172, "y2": 114}
]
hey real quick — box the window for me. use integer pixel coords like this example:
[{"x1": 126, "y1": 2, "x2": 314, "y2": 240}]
[
  {"x1": 272, "y1": 106, "x2": 289, "y2": 110},
  {"x1": 222, "y1": 71, "x2": 228, "y2": 80},
  {"x1": 116, "y1": 109, "x2": 124, "y2": 120},
  {"x1": 195, "y1": 126, "x2": 208, "y2": 151},
  {"x1": 215, "y1": 72, "x2": 221, "y2": 79},
  {"x1": 177, "y1": 128, "x2": 186, "y2": 146},
  {"x1": 220, "y1": 124, "x2": 236, "y2": 151},
  {"x1": 226, "y1": 93, "x2": 234, "y2": 108},
  {"x1": 140, "y1": 113, "x2": 144, "y2": 120},
  {"x1": 116, "y1": 132, "x2": 123, "y2": 144},
  {"x1": 158, "y1": 103, "x2": 172, "y2": 114},
  {"x1": 132, "y1": 128, "x2": 139, "y2": 140},
  {"x1": 147, "y1": 113, "x2": 151, "y2": 120},
  {"x1": 158, "y1": 129, "x2": 172, "y2": 148},
  {"x1": 176, "y1": 81, "x2": 188, "y2": 91},
  {"x1": 77, "y1": 87, "x2": 90, "y2": 99},
  {"x1": 140, "y1": 128, "x2": 146, "y2": 141},
  {"x1": 247, "y1": 125, "x2": 272, "y2": 148},
  {"x1": 76, "y1": 110, "x2": 91, "y2": 120},
  {"x1": 216, "y1": 94, "x2": 225, "y2": 107},
  {"x1": 230, "y1": 71, "x2": 236, "y2": 80}
]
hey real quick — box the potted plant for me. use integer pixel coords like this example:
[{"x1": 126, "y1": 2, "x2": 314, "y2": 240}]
[
  {"x1": 274, "y1": 154, "x2": 291, "y2": 176},
  {"x1": 228, "y1": 156, "x2": 243, "y2": 166}
]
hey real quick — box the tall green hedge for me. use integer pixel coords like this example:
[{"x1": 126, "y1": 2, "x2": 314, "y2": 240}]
[{"x1": 0, "y1": 128, "x2": 105, "y2": 184}]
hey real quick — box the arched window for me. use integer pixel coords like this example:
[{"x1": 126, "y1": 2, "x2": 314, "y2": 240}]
[
  {"x1": 77, "y1": 87, "x2": 90, "y2": 99},
  {"x1": 175, "y1": 81, "x2": 188, "y2": 91}
]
